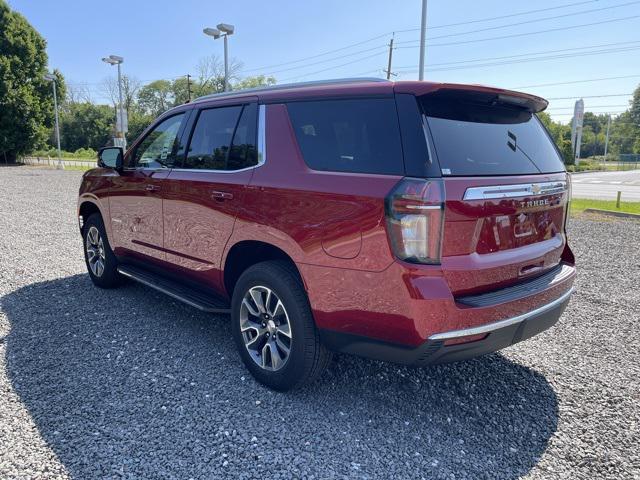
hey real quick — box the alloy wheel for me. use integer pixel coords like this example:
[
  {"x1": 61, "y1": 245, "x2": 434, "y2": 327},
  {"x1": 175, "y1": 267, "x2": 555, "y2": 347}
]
[
  {"x1": 85, "y1": 226, "x2": 106, "y2": 277},
  {"x1": 240, "y1": 286, "x2": 292, "y2": 371}
]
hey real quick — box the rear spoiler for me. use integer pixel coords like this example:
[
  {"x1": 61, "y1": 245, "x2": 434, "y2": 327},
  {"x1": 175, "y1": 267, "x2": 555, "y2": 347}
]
[{"x1": 394, "y1": 82, "x2": 549, "y2": 113}]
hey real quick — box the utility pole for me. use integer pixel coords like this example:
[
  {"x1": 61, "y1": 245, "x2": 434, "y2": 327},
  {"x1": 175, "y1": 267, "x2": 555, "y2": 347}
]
[
  {"x1": 603, "y1": 114, "x2": 611, "y2": 166},
  {"x1": 418, "y1": 0, "x2": 428, "y2": 80},
  {"x1": 384, "y1": 36, "x2": 395, "y2": 80},
  {"x1": 186, "y1": 74, "x2": 192, "y2": 102}
]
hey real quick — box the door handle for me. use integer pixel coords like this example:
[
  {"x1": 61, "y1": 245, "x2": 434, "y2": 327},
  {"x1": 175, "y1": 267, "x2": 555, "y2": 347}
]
[
  {"x1": 211, "y1": 191, "x2": 233, "y2": 200},
  {"x1": 145, "y1": 184, "x2": 160, "y2": 192}
]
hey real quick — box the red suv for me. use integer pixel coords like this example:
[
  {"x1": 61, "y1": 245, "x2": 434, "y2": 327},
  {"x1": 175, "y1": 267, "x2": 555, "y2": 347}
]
[{"x1": 78, "y1": 78, "x2": 575, "y2": 390}]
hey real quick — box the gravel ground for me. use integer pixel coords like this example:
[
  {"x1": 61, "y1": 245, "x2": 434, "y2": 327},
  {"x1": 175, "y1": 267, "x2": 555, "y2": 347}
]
[{"x1": 0, "y1": 165, "x2": 638, "y2": 479}]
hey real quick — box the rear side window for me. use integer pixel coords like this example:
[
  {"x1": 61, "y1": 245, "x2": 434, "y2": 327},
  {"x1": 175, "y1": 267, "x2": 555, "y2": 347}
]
[
  {"x1": 228, "y1": 103, "x2": 258, "y2": 170},
  {"x1": 183, "y1": 103, "x2": 258, "y2": 171},
  {"x1": 287, "y1": 98, "x2": 404, "y2": 175},
  {"x1": 421, "y1": 95, "x2": 565, "y2": 176}
]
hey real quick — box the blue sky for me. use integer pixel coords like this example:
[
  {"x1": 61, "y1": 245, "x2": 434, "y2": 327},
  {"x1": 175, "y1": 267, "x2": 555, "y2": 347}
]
[{"x1": 8, "y1": 0, "x2": 640, "y2": 122}]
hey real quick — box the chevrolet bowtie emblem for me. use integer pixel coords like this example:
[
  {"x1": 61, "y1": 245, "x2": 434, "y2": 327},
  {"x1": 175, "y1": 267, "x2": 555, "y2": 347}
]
[{"x1": 531, "y1": 184, "x2": 542, "y2": 195}]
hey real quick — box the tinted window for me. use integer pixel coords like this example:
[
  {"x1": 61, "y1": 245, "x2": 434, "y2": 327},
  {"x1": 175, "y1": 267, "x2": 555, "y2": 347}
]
[
  {"x1": 287, "y1": 98, "x2": 403, "y2": 175},
  {"x1": 132, "y1": 113, "x2": 185, "y2": 168},
  {"x1": 184, "y1": 106, "x2": 242, "y2": 170},
  {"x1": 421, "y1": 96, "x2": 565, "y2": 176},
  {"x1": 227, "y1": 103, "x2": 258, "y2": 170},
  {"x1": 395, "y1": 94, "x2": 440, "y2": 178}
]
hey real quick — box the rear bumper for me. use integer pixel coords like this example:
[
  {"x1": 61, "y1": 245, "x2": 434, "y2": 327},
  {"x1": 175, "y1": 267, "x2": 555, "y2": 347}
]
[{"x1": 320, "y1": 287, "x2": 573, "y2": 365}]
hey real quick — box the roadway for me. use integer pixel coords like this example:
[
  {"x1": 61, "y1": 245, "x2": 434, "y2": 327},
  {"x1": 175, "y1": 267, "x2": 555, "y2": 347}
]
[{"x1": 571, "y1": 169, "x2": 640, "y2": 201}]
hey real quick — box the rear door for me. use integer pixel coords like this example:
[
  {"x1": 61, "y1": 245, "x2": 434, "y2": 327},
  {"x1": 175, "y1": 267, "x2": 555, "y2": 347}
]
[
  {"x1": 162, "y1": 101, "x2": 259, "y2": 288},
  {"x1": 108, "y1": 112, "x2": 187, "y2": 262},
  {"x1": 418, "y1": 90, "x2": 569, "y2": 295}
]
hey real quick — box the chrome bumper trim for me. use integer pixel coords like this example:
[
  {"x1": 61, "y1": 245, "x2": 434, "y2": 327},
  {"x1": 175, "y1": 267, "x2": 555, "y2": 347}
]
[{"x1": 428, "y1": 287, "x2": 574, "y2": 341}]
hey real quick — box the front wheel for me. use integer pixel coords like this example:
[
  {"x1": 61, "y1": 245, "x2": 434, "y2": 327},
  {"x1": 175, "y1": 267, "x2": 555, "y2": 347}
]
[
  {"x1": 231, "y1": 261, "x2": 332, "y2": 391},
  {"x1": 83, "y1": 213, "x2": 124, "y2": 289}
]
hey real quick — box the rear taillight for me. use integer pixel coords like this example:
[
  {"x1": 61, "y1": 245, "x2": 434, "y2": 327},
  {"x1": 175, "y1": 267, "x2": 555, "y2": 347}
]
[{"x1": 385, "y1": 178, "x2": 445, "y2": 264}]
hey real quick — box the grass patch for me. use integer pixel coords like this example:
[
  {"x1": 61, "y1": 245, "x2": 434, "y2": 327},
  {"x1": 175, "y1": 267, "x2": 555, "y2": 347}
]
[{"x1": 571, "y1": 198, "x2": 640, "y2": 215}]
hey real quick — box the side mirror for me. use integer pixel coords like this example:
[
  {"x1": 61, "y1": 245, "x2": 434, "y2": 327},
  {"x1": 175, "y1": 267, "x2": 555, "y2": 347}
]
[{"x1": 98, "y1": 147, "x2": 123, "y2": 170}]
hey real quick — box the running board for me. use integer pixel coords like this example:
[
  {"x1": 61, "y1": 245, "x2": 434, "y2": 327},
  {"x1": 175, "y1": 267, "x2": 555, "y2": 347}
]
[{"x1": 117, "y1": 265, "x2": 231, "y2": 313}]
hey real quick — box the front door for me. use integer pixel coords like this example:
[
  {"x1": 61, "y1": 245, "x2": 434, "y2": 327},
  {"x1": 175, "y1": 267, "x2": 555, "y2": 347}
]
[
  {"x1": 162, "y1": 102, "x2": 259, "y2": 289},
  {"x1": 108, "y1": 112, "x2": 187, "y2": 263}
]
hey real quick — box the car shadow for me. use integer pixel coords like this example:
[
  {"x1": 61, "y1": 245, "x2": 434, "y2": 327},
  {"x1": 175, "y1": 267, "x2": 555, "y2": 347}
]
[{"x1": 3, "y1": 274, "x2": 558, "y2": 479}]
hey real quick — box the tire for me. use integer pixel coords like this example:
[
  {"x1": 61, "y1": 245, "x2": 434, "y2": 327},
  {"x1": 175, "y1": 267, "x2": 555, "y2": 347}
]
[
  {"x1": 82, "y1": 213, "x2": 124, "y2": 289},
  {"x1": 231, "y1": 260, "x2": 332, "y2": 391}
]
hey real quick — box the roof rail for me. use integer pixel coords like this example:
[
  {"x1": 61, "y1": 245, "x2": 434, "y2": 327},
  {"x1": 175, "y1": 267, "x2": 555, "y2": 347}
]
[{"x1": 193, "y1": 77, "x2": 390, "y2": 103}]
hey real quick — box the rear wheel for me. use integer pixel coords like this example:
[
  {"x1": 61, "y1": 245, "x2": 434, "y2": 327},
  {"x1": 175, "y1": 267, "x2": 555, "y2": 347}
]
[
  {"x1": 83, "y1": 213, "x2": 123, "y2": 288},
  {"x1": 231, "y1": 261, "x2": 332, "y2": 391}
]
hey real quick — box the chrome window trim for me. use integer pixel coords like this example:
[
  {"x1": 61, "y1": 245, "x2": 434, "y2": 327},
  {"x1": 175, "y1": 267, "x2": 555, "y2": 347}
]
[
  {"x1": 169, "y1": 104, "x2": 266, "y2": 175},
  {"x1": 257, "y1": 104, "x2": 266, "y2": 167},
  {"x1": 428, "y1": 287, "x2": 574, "y2": 341},
  {"x1": 463, "y1": 181, "x2": 566, "y2": 201}
]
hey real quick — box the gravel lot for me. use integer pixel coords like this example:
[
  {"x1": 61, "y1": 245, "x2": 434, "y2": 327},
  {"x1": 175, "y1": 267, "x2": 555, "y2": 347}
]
[{"x1": 0, "y1": 166, "x2": 638, "y2": 479}]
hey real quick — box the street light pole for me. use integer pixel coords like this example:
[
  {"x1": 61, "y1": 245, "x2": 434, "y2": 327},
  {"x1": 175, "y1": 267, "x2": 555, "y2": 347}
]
[
  {"x1": 116, "y1": 61, "x2": 125, "y2": 147},
  {"x1": 223, "y1": 33, "x2": 229, "y2": 92},
  {"x1": 44, "y1": 73, "x2": 63, "y2": 170},
  {"x1": 203, "y1": 23, "x2": 234, "y2": 92},
  {"x1": 418, "y1": 0, "x2": 428, "y2": 80},
  {"x1": 102, "y1": 55, "x2": 126, "y2": 149}
]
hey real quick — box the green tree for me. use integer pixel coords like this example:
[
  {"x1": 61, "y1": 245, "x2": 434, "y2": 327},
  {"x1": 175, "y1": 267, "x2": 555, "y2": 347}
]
[
  {"x1": 234, "y1": 75, "x2": 277, "y2": 91},
  {"x1": 138, "y1": 79, "x2": 173, "y2": 116},
  {"x1": 60, "y1": 102, "x2": 113, "y2": 151},
  {"x1": 537, "y1": 111, "x2": 572, "y2": 162},
  {"x1": 629, "y1": 84, "x2": 640, "y2": 128},
  {"x1": 0, "y1": 1, "x2": 56, "y2": 162},
  {"x1": 172, "y1": 76, "x2": 191, "y2": 105},
  {"x1": 127, "y1": 111, "x2": 155, "y2": 143}
]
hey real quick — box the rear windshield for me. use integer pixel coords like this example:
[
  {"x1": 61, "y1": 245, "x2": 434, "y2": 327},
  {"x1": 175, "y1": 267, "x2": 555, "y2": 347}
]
[
  {"x1": 286, "y1": 98, "x2": 404, "y2": 175},
  {"x1": 421, "y1": 95, "x2": 565, "y2": 176}
]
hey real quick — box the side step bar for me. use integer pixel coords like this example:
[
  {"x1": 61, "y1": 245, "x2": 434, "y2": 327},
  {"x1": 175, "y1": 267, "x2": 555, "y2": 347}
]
[{"x1": 117, "y1": 265, "x2": 231, "y2": 314}]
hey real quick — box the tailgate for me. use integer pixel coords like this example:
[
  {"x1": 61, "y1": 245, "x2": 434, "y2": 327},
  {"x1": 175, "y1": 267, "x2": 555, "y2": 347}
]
[{"x1": 441, "y1": 173, "x2": 569, "y2": 296}]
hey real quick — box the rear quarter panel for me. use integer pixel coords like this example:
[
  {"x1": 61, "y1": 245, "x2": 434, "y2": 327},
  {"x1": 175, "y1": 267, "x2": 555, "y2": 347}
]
[{"x1": 225, "y1": 103, "x2": 400, "y2": 273}]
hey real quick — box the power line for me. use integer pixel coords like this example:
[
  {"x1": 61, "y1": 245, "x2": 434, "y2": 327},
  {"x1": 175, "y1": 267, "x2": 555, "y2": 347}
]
[
  {"x1": 396, "y1": 15, "x2": 640, "y2": 48},
  {"x1": 548, "y1": 104, "x2": 631, "y2": 110},
  {"x1": 395, "y1": 41, "x2": 640, "y2": 69},
  {"x1": 552, "y1": 111, "x2": 628, "y2": 115},
  {"x1": 243, "y1": 33, "x2": 391, "y2": 73},
  {"x1": 395, "y1": 46, "x2": 640, "y2": 73},
  {"x1": 412, "y1": 0, "x2": 603, "y2": 30},
  {"x1": 547, "y1": 93, "x2": 634, "y2": 99},
  {"x1": 279, "y1": 51, "x2": 388, "y2": 83},
  {"x1": 266, "y1": 35, "x2": 639, "y2": 78},
  {"x1": 261, "y1": 45, "x2": 388, "y2": 76},
  {"x1": 512, "y1": 74, "x2": 640, "y2": 89},
  {"x1": 240, "y1": 0, "x2": 609, "y2": 74},
  {"x1": 395, "y1": 1, "x2": 640, "y2": 42}
]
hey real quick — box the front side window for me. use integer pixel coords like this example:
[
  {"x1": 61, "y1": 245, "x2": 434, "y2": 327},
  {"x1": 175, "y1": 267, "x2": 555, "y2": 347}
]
[
  {"x1": 132, "y1": 113, "x2": 185, "y2": 169},
  {"x1": 286, "y1": 98, "x2": 404, "y2": 175}
]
